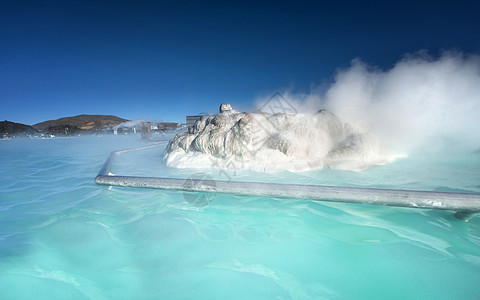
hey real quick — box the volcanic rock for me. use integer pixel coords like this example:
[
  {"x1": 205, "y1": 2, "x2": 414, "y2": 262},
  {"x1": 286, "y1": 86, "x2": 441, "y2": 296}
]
[{"x1": 164, "y1": 104, "x2": 394, "y2": 172}]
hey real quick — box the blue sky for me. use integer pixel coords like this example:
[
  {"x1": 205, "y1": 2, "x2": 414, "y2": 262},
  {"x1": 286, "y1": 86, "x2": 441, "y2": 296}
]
[{"x1": 1, "y1": 0, "x2": 479, "y2": 124}]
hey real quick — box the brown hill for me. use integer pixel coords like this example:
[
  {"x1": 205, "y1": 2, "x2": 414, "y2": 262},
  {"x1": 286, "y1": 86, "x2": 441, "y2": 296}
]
[{"x1": 33, "y1": 115, "x2": 129, "y2": 132}]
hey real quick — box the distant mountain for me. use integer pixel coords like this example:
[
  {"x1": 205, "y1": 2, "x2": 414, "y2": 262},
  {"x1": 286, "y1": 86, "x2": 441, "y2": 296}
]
[
  {"x1": 2, "y1": 115, "x2": 179, "y2": 138},
  {"x1": 33, "y1": 115, "x2": 129, "y2": 133},
  {"x1": 1, "y1": 121, "x2": 38, "y2": 137}
]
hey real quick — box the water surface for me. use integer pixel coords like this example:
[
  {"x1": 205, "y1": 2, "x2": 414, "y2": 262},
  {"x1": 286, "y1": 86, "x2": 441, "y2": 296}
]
[{"x1": 1, "y1": 135, "x2": 479, "y2": 299}]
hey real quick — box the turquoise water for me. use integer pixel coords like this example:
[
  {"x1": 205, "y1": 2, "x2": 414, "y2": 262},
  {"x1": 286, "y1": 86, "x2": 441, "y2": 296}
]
[{"x1": 1, "y1": 135, "x2": 480, "y2": 299}]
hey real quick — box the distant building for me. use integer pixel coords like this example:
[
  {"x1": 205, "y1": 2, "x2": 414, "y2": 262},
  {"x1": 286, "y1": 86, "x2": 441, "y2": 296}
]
[
  {"x1": 155, "y1": 122, "x2": 180, "y2": 130},
  {"x1": 186, "y1": 115, "x2": 205, "y2": 127}
]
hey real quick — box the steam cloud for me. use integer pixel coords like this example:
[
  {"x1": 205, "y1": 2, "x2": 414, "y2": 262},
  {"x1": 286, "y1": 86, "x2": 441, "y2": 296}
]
[{"x1": 260, "y1": 52, "x2": 480, "y2": 154}]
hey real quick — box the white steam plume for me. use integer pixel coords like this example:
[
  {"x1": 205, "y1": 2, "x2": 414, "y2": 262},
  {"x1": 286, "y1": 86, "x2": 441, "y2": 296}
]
[{"x1": 259, "y1": 52, "x2": 480, "y2": 154}]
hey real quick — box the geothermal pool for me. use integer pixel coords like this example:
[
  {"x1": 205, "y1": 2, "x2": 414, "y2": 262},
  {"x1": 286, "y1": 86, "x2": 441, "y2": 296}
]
[{"x1": 1, "y1": 135, "x2": 480, "y2": 299}]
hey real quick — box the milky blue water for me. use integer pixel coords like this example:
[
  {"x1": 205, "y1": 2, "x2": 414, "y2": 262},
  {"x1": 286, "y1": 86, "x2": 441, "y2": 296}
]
[{"x1": 1, "y1": 135, "x2": 480, "y2": 299}]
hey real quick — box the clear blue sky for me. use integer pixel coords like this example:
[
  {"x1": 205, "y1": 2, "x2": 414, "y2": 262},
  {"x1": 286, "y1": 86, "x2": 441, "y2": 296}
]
[{"x1": 1, "y1": 0, "x2": 479, "y2": 125}]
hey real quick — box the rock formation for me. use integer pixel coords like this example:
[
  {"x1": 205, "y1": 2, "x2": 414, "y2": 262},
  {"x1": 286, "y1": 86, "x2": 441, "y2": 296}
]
[{"x1": 164, "y1": 104, "x2": 395, "y2": 172}]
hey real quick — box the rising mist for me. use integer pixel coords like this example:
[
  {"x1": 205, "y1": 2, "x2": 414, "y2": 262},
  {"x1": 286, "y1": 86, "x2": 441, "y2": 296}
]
[{"x1": 259, "y1": 52, "x2": 480, "y2": 154}]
